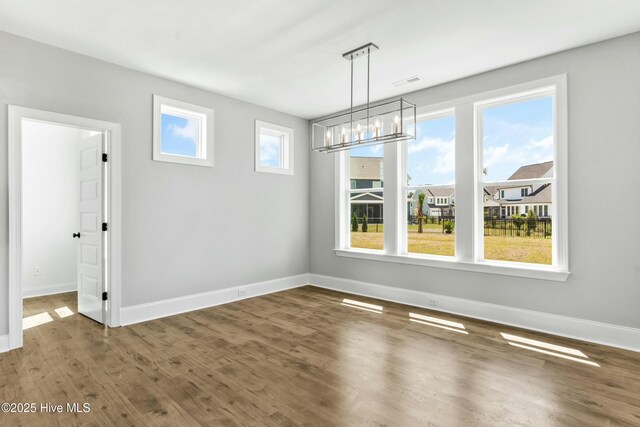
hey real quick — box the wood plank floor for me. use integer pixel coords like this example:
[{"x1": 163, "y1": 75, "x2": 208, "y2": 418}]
[{"x1": 1, "y1": 286, "x2": 639, "y2": 426}]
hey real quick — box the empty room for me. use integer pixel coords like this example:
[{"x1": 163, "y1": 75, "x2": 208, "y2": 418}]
[{"x1": 0, "y1": 1, "x2": 639, "y2": 426}]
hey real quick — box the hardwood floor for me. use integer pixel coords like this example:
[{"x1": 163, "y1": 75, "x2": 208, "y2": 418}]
[{"x1": 1, "y1": 286, "x2": 639, "y2": 426}]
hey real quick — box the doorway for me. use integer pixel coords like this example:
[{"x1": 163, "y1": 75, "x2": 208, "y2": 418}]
[{"x1": 8, "y1": 106, "x2": 122, "y2": 351}]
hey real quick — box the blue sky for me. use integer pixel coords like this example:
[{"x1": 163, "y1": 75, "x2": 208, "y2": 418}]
[
  {"x1": 482, "y1": 96, "x2": 553, "y2": 182},
  {"x1": 350, "y1": 142, "x2": 383, "y2": 158},
  {"x1": 351, "y1": 96, "x2": 553, "y2": 185},
  {"x1": 259, "y1": 134, "x2": 282, "y2": 168},
  {"x1": 161, "y1": 113, "x2": 197, "y2": 156},
  {"x1": 407, "y1": 115, "x2": 456, "y2": 186}
]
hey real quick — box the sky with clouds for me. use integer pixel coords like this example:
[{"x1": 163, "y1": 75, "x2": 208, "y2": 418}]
[
  {"x1": 161, "y1": 114, "x2": 198, "y2": 156},
  {"x1": 407, "y1": 115, "x2": 455, "y2": 186},
  {"x1": 351, "y1": 96, "x2": 553, "y2": 186},
  {"x1": 482, "y1": 96, "x2": 553, "y2": 182},
  {"x1": 259, "y1": 134, "x2": 282, "y2": 168}
]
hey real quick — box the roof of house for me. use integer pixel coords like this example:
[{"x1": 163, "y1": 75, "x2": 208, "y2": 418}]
[
  {"x1": 484, "y1": 186, "x2": 498, "y2": 196},
  {"x1": 350, "y1": 192, "x2": 383, "y2": 202},
  {"x1": 350, "y1": 157, "x2": 383, "y2": 180},
  {"x1": 409, "y1": 186, "x2": 454, "y2": 201},
  {"x1": 499, "y1": 183, "x2": 552, "y2": 205},
  {"x1": 427, "y1": 186, "x2": 455, "y2": 197},
  {"x1": 508, "y1": 161, "x2": 553, "y2": 180}
]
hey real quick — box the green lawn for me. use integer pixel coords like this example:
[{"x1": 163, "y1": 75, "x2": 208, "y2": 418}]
[{"x1": 350, "y1": 230, "x2": 552, "y2": 265}]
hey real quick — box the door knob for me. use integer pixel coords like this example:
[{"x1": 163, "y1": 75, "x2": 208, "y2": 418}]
[{"x1": 73, "y1": 232, "x2": 81, "y2": 239}]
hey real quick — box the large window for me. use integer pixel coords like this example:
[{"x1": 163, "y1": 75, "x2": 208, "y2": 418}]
[
  {"x1": 478, "y1": 94, "x2": 554, "y2": 265},
  {"x1": 335, "y1": 76, "x2": 568, "y2": 281},
  {"x1": 405, "y1": 112, "x2": 456, "y2": 257},
  {"x1": 153, "y1": 95, "x2": 213, "y2": 167}
]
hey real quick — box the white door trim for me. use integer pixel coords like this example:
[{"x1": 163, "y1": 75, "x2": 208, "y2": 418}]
[{"x1": 8, "y1": 106, "x2": 122, "y2": 351}]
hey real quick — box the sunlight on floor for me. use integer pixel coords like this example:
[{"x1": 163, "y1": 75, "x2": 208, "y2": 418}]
[
  {"x1": 409, "y1": 312, "x2": 468, "y2": 334},
  {"x1": 410, "y1": 312, "x2": 466, "y2": 329},
  {"x1": 501, "y1": 332, "x2": 599, "y2": 367},
  {"x1": 23, "y1": 312, "x2": 53, "y2": 330},
  {"x1": 341, "y1": 298, "x2": 383, "y2": 313},
  {"x1": 501, "y1": 332, "x2": 587, "y2": 358},
  {"x1": 54, "y1": 306, "x2": 74, "y2": 318}
]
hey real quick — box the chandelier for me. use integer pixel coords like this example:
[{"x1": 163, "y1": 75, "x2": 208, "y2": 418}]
[{"x1": 312, "y1": 43, "x2": 416, "y2": 153}]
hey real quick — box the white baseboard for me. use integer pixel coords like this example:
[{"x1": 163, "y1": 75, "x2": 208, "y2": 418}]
[
  {"x1": 22, "y1": 282, "x2": 76, "y2": 299},
  {"x1": 0, "y1": 335, "x2": 8, "y2": 353},
  {"x1": 120, "y1": 274, "x2": 309, "y2": 326},
  {"x1": 309, "y1": 273, "x2": 640, "y2": 353}
]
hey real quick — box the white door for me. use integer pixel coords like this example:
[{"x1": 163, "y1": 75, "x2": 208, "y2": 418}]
[{"x1": 76, "y1": 133, "x2": 104, "y2": 323}]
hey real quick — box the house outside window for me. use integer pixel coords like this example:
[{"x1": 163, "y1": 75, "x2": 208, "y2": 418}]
[{"x1": 335, "y1": 75, "x2": 568, "y2": 281}]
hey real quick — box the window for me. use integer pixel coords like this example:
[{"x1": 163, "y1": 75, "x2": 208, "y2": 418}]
[
  {"x1": 479, "y1": 92, "x2": 554, "y2": 265},
  {"x1": 335, "y1": 75, "x2": 568, "y2": 281},
  {"x1": 255, "y1": 120, "x2": 294, "y2": 175},
  {"x1": 348, "y1": 145, "x2": 384, "y2": 250},
  {"x1": 406, "y1": 111, "x2": 455, "y2": 257},
  {"x1": 153, "y1": 95, "x2": 213, "y2": 167}
]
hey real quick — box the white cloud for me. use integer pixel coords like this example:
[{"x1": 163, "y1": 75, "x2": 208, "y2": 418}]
[
  {"x1": 167, "y1": 119, "x2": 196, "y2": 140},
  {"x1": 484, "y1": 144, "x2": 514, "y2": 169},
  {"x1": 260, "y1": 136, "x2": 281, "y2": 165},
  {"x1": 483, "y1": 135, "x2": 553, "y2": 180},
  {"x1": 408, "y1": 137, "x2": 455, "y2": 175},
  {"x1": 369, "y1": 144, "x2": 383, "y2": 155},
  {"x1": 530, "y1": 135, "x2": 553, "y2": 150}
]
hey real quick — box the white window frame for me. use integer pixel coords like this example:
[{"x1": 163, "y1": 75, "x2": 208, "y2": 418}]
[
  {"x1": 255, "y1": 120, "x2": 294, "y2": 175},
  {"x1": 153, "y1": 95, "x2": 214, "y2": 167},
  {"x1": 334, "y1": 75, "x2": 569, "y2": 281}
]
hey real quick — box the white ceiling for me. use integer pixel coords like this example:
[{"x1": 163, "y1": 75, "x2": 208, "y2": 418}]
[{"x1": 1, "y1": 0, "x2": 640, "y2": 119}]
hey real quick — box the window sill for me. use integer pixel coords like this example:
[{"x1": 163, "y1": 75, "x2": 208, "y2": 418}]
[
  {"x1": 153, "y1": 153, "x2": 213, "y2": 167},
  {"x1": 255, "y1": 166, "x2": 294, "y2": 175},
  {"x1": 334, "y1": 249, "x2": 570, "y2": 282}
]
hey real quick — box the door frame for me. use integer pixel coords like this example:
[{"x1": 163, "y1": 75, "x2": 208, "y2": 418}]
[{"x1": 8, "y1": 106, "x2": 122, "y2": 350}]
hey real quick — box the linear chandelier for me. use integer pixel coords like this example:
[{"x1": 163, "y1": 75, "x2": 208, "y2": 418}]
[{"x1": 312, "y1": 43, "x2": 416, "y2": 153}]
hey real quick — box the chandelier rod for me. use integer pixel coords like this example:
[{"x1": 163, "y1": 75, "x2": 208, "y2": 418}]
[
  {"x1": 350, "y1": 57, "x2": 354, "y2": 142},
  {"x1": 367, "y1": 49, "x2": 371, "y2": 132}
]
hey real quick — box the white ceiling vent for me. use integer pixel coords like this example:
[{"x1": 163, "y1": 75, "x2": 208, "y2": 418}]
[{"x1": 393, "y1": 76, "x2": 421, "y2": 87}]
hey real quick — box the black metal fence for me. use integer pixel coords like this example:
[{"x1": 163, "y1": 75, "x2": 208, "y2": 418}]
[
  {"x1": 405, "y1": 215, "x2": 552, "y2": 238},
  {"x1": 484, "y1": 217, "x2": 552, "y2": 238},
  {"x1": 408, "y1": 215, "x2": 453, "y2": 225},
  {"x1": 351, "y1": 217, "x2": 383, "y2": 233},
  {"x1": 354, "y1": 216, "x2": 383, "y2": 224},
  {"x1": 408, "y1": 215, "x2": 456, "y2": 234}
]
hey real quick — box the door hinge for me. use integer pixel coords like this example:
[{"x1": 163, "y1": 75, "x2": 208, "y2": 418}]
[
  {"x1": 102, "y1": 291, "x2": 108, "y2": 301},
  {"x1": 102, "y1": 153, "x2": 108, "y2": 162},
  {"x1": 102, "y1": 222, "x2": 108, "y2": 231}
]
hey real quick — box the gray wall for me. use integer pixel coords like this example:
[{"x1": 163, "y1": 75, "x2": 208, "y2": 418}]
[
  {"x1": 0, "y1": 31, "x2": 310, "y2": 334},
  {"x1": 310, "y1": 32, "x2": 640, "y2": 329}
]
